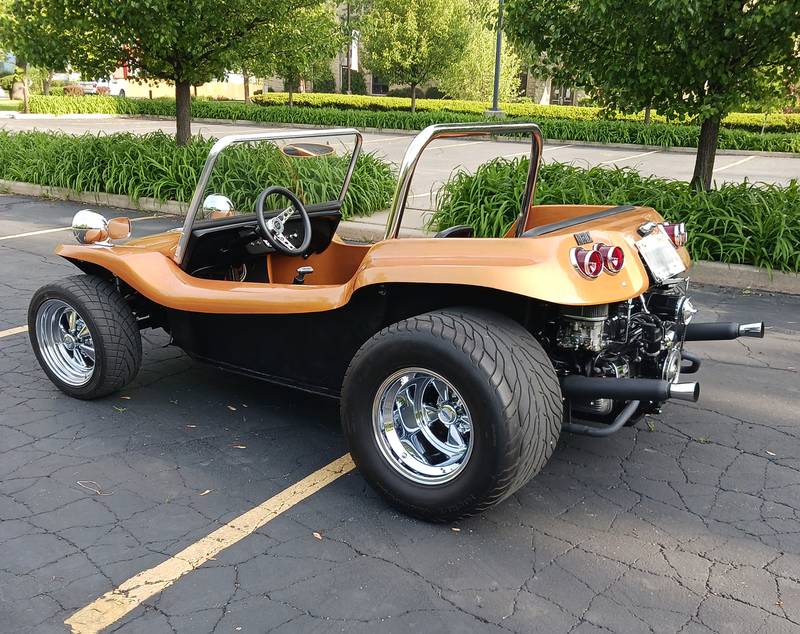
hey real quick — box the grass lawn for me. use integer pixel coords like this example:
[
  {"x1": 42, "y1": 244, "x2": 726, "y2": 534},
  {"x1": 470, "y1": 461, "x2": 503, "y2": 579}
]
[{"x1": 0, "y1": 100, "x2": 21, "y2": 111}]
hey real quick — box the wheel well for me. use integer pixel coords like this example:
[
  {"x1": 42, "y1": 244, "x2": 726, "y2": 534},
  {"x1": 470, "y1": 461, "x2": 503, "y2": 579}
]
[
  {"x1": 61, "y1": 257, "x2": 115, "y2": 279},
  {"x1": 368, "y1": 283, "x2": 547, "y2": 332}
]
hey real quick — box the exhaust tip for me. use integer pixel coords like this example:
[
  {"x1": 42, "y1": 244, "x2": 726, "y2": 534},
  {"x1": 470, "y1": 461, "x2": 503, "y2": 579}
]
[
  {"x1": 670, "y1": 382, "x2": 700, "y2": 402},
  {"x1": 739, "y1": 322, "x2": 765, "y2": 338}
]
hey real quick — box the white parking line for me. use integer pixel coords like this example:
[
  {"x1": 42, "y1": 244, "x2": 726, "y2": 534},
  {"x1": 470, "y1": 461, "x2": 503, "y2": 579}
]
[
  {"x1": 598, "y1": 150, "x2": 660, "y2": 165},
  {"x1": 0, "y1": 215, "x2": 162, "y2": 241},
  {"x1": 0, "y1": 325, "x2": 28, "y2": 338},
  {"x1": 362, "y1": 136, "x2": 409, "y2": 144},
  {"x1": 502, "y1": 144, "x2": 572, "y2": 158},
  {"x1": 430, "y1": 140, "x2": 486, "y2": 151},
  {"x1": 65, "y1": 454, "x2": 355, "y2": 634},
  {"x1": 713, "y1": 155, "x2": 757, "y2": 173}
]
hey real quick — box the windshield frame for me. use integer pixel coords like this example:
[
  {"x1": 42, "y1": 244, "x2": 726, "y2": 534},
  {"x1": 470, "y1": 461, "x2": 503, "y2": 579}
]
[{"x1": 174, "y1": 128, "x2": 363, "y2": 264}]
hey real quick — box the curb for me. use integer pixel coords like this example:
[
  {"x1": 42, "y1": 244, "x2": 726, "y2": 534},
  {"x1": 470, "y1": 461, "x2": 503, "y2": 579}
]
[
  {"x1": 148, "y1": 116, "x2": 800, "y2": 158},
  {"x1": 7, "y1": 112, "x2": 799, "y2": 158},
  {"x1": 687, "y1": 261, "x2": 800, "y2": 296},
  {"x1": 0, "y1": 180, "x2": 187, "y2": 215},
  {"x1": 1, "y1": 182, "x2": 797, "y2": 295}
]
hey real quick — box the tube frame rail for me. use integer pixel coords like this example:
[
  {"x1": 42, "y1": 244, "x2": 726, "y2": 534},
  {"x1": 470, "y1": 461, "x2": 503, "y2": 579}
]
[{"x1": 383, "y1": 122, "x2": 544, "y2": 240}]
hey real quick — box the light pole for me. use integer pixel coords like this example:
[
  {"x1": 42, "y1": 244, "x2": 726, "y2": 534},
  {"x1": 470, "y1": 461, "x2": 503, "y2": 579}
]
[{"x1": 487, "y1": 0, "x2": 505, "y2": 117}]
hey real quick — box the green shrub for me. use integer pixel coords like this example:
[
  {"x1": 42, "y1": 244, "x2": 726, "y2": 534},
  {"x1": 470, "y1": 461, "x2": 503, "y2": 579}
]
[
  {"x1": 0, "y1": 131, "x2": 396, "y2": 220},
  {"x1": 429, "y1": 157, "x2": 800, "y2": 272},
  {"x1": 311, "y1": 67, "x2": 336, "y2": 94},
  {"x1": 25, "y1": 95, "x2": 800, "y2": 153}
]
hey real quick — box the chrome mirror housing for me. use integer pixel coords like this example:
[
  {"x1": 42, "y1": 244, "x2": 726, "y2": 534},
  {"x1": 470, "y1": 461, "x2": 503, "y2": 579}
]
[
  {"x1": 72, "y1": 209, "x2": 109, "y2": 245},
  {"x1": 202, "y1": 194, "x2": 236, "y2": 220}
]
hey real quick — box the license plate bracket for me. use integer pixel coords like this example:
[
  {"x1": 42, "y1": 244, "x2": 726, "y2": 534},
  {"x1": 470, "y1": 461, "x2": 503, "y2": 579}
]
[{"x1": 635, "y1": 232, "x2": 686, "y2": 282}]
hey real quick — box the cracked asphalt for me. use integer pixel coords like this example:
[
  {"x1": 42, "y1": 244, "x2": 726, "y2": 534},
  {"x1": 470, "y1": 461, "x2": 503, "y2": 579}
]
[{"x1": 1, "y1": 193, "x2": 800, "y2": 634}]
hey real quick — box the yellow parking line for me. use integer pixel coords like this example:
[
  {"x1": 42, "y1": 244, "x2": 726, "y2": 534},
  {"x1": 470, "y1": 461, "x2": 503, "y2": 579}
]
[
  {"x1": 0, "y1": 215, "x2": 162, "y2": 242},
  {"x1": 65, "y1": 453, "x2": 356, "y2": 634},
  {"x1": 0, "y1": 325, "x2": 28, "y2": 338}
]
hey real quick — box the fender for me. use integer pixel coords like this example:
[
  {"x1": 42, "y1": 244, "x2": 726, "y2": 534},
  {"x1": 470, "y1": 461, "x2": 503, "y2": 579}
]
[{"x1": 56, "y1": 205, "x2": 689, "y2": 315}]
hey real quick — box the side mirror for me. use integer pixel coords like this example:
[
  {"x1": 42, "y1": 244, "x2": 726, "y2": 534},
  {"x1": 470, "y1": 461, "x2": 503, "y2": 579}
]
[
  {"x1": 202, "y1": 194, "x2": 236, "y2": 220},
  {"x1": 107, "y1": 217, "x2": 132, "y2": 240},
  {"x1": 72, "y1": 209, "x2": 109, "y2": 244}
]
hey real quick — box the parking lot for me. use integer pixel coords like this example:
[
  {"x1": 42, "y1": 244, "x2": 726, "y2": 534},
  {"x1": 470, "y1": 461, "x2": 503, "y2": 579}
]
[
  {"x1": 2, "y1": 193, "x2": 800, "y2": 634},
  {"x1": 3, "y1": 115, "x2": 800, "y2": 189}
]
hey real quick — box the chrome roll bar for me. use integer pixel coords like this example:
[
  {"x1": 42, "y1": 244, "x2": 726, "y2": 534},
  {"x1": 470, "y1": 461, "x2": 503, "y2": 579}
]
[
  {"x1": 384, "y1": 122, "x2": 544, "y2": 240},
  {"x1": 174, "y1": 128, "x2": 363, "y2": 264}
]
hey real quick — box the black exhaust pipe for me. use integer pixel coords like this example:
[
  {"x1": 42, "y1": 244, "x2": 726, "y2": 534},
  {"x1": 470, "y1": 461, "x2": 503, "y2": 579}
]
[
  {"x1": 683, "y1": 321, "x2": 764, "y2": 342},
  {"x1": 561, "y1": 375, "x2": 700, "y2": 403}
]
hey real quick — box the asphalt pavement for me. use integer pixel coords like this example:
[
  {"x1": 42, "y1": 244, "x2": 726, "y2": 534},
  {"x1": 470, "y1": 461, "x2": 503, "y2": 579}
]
[
  {"x1": 1, "y1": 194, "x2": 800, "y2": 633},
  {"x1": 2, "y1": 116, "x2": 800, "y2": 193}
]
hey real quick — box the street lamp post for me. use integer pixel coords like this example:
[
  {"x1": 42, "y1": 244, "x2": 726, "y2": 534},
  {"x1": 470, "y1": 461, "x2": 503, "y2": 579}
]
[{"x1": 487, "y1": 0, "x2": 505, "y2": 117}]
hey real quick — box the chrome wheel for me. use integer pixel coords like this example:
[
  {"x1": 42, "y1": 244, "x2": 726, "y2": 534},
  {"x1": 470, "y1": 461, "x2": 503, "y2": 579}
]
[
  {"x1": 372, "y1": 368, "x2": 474, "y2": 485},
  {"x1": 35, "y1": 299, "x2": 96, "y2": 387}
]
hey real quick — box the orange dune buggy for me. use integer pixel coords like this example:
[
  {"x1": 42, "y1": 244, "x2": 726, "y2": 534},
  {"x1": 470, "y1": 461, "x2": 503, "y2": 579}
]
[{"x1": 28, "y1": 123, "x2": 764, "y2": 521}]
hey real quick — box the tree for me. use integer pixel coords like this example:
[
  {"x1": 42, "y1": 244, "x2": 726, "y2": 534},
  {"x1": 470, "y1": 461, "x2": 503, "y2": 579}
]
[
  {"x1": 505, "y1": 0, "x2": 800, "y2": 191},
  {"x1": 362, "y1": 0, "x2": 471, "y2": 112},
  {"x1": 243, "y1": 2, "x2": 341, "y2": 106},
  {"x1": 29, "y1": 0, "x2": 320, "y2": 144},
  {"x1": 0, "y1": 0, "x2": 77, "y2": 111},
  {"x1": 438, "y1": 0, "x2": 521, "y2": 102}
]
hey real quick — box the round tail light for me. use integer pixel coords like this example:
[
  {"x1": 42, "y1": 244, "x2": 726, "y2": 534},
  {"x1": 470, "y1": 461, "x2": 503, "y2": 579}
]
[
  {"x1": 570, "y1": 247, "x2": 603, "y2": 279},
  {"x1": 595, "y1": 244, "x2": 625, "y2": 274},
  {"x1": 662, "y1": 222, "x2": 687, "y2": 247}
]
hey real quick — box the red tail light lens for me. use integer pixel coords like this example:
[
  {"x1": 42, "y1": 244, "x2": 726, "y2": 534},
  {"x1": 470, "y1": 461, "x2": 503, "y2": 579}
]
[
  {"x1": 570, "y1": 247, "x2": 603, "y2": 279},
  {"x1": 595, "y1": 244, "x2": 625, "y2": 274},
  {"x1": 662, "y1": 222, "x2": 687, "y2": 247}
]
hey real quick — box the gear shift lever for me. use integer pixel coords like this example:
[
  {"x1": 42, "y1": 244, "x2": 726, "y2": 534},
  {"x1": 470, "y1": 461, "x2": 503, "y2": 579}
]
[{"x1": 293, "y1": 265, "x2": 314, "y2": 285}]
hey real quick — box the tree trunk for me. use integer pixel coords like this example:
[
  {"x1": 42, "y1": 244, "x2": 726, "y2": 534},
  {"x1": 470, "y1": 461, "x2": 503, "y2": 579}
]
[
  {"x1": 175, "y1": 80, "x2": 192, "y2": 146},
  {"x1": 43, "y1": 71, "x2": 53, "y2": 96},
  {"x1": 644, "y1": 106, "x2": 652, "y2": 126},
  {"x1": 410, "y1": 84, "x2": 417, "y2": 113},
  {"x1": 22, "y1": 64, "x2": 30, "y2": 114},
  {"x1": 243, "y1": 69, "x2": 250, "y2": 103},
  {"x1": 288, "y1": 85, "x2": 294, "y2": 107},
  {"x1": 690, "y1": 115, "x2": 721, "y2": 192}
]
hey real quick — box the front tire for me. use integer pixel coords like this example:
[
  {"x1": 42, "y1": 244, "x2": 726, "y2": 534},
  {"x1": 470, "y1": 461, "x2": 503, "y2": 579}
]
[
  {"x1": 28, "y1": 275, "x2": 142, "y2": 399},
  {"x1": 341, "y1": 308, "x2": 562, "y2": 522}
]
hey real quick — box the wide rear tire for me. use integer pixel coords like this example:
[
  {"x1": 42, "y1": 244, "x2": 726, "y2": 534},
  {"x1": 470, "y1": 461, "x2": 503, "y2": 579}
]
[
  {"x1": 341, "y1": 308, "x2": 562, "y2": 522},
  {"x1": 28, "y1": 275, "x2": 142, "y2": 399}
]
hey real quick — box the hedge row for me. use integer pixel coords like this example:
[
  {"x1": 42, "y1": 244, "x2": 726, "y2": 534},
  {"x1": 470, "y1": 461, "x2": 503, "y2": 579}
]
[
  {"x1": 250, "y1": 92, "x2": 800, "y2": 133},
  {"x1": 430, "y1": 158, "x2": 800, "y2": 273},
  {"x1": 25, "y1": 96, "x2": 800, "y2": 153},
  {"x1": 0, "y1": 130, "x2": 396, "y2": 219}
]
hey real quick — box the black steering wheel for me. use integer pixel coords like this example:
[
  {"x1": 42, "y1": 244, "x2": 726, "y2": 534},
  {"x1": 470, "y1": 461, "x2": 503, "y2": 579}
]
[{"x1": 255, "y1": 186, "x2": 312, "y2": 256}]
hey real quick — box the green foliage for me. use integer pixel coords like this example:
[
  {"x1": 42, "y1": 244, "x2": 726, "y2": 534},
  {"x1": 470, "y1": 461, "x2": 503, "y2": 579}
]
[
  {"x1": 361, "y1": 0, "x2": 470, "y2": 109},
  {"x1": 505, "y1": 0, "x2": 800, "y2": 122},
  {"x1": 505, "y1": 0, "x2": 800, "y2": 189},
  {"x1": 0, "y1": 130, "x2": 396, "y2": 219},
  {"x1": 429, "y1": 157, "x2": 800, "y2": 272},
  {"x1": 437, "y1": 0, "x2": 521, "y2": 102},
  {"x1": 311, "y1": 66, "x2": 336, "y2": 94},
  {"x1": 244, "y1": 3, "x2": 342, "y2": 101},
  {"x1": 347, "y1": 70, "x2": 367, "y2": 95},
  {"x1": 24, "y1": 0, "x2": 323, "y2": 142},
  {"x1": 0, "y1": 0, "x2": 73, "y2": 73},
  {"x1": 26, "y1": 95, "x2": 800, "y2": 153}
]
